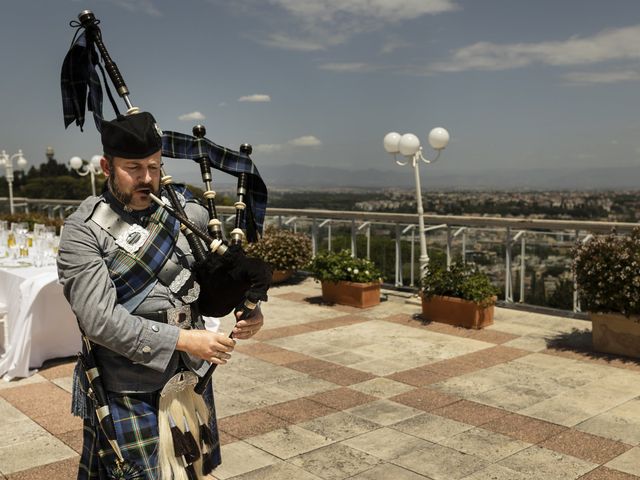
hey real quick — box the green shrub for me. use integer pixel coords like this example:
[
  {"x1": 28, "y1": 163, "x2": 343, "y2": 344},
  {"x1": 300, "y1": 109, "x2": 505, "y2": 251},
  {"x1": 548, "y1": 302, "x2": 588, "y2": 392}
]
[
  {"x1": 245, "y1": 226, "x2": 312, "y2": 271},
  {"x1": 573, "y1": 228, "x2": 640, "y2": 317},
  {"x1": 421, "y1": 262, "x2": 498, "y2": 307},
  {"x1": 307, "y1": 249, "x2": 382, "y2": 283}
]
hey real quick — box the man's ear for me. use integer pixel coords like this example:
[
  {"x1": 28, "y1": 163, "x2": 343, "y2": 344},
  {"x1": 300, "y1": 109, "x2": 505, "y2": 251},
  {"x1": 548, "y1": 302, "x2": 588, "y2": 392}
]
[{"x1": 100, "y1": 157, "x2": 110, "y2": 177}]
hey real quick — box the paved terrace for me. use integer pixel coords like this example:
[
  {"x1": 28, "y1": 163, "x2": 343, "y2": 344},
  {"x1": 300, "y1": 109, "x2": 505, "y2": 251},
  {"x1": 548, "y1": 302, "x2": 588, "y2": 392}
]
[{"x1": 1, "y1": 278, "x2": 640, "y2": 480}]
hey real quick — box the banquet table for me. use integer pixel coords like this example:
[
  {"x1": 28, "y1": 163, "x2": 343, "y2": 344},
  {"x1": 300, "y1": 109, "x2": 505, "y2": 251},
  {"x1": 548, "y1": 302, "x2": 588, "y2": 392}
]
[{"x1": 0, "y1": 261, "x2": 81, "y2": 379}]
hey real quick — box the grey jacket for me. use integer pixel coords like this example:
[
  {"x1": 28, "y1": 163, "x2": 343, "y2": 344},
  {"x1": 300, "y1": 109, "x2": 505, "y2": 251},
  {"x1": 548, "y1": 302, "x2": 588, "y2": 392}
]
[{"x1": 57, "y1": 195, "x2": 210, "y2": 393}]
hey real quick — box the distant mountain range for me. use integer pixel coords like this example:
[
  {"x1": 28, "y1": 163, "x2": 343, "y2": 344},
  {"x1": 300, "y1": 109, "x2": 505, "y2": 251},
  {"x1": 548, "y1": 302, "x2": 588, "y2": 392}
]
[{"x1": 246, "y1": 164, "x2": 640, "y2": 190}]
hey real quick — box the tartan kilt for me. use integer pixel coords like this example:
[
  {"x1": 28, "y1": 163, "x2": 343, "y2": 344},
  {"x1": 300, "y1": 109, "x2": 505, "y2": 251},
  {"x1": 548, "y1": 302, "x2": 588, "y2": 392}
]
[{"x1": 78, "y1": 385, "x2": 221, "y2": 480}]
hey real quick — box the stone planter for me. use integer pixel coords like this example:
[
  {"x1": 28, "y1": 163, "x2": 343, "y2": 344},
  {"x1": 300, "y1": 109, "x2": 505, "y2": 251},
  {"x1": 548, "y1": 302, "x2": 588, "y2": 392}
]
[
  {"x1": 590, "y1": 312, "x2": 640, "y2": 358},
  {"x1": 321, "y1": 280, "x2": 381, "y2": 308},
  {"x1": 271, "y1": 269, "x2": 294, "y2": 284},
  {"x1": 421, "y1": 295, "x2": 495, "y2": 329}
]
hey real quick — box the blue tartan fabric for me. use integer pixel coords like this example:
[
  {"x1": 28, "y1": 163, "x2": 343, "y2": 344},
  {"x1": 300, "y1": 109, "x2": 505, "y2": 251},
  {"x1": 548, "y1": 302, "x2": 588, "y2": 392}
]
[
  {"x1": 104, "y1": 201, "x2": 180, "y2": 304},
  {"x1": 60, "y1": 31, "x2": 106, "y2": 132},
  {"x1": 162, "y1": 131, "x2": 267, "y2": 241},
  {"x1": 78, "y1": 386, "x2": 221, "y2": 480}
]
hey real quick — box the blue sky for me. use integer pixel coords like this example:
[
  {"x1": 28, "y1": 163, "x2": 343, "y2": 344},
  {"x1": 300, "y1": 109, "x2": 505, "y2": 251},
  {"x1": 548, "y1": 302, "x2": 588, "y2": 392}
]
[{"x1": 1, "y1": 0, "x2": 640, "y2": 185}]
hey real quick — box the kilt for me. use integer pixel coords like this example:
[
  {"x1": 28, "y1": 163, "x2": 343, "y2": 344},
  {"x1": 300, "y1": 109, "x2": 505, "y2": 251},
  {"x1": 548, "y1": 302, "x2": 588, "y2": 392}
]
[{"x1": 78, "y1": 385, "x2": 221, "y2": 480}]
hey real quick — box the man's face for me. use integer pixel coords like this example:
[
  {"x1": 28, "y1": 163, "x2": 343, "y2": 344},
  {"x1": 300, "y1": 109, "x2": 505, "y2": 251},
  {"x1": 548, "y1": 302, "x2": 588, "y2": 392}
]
[{"x1": 101, "y1": 150, "x2": 162, "y2": 210}]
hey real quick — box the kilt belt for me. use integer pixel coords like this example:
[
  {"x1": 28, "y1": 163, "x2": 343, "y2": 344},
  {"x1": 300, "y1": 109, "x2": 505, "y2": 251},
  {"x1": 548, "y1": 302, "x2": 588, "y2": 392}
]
[{"x1": 138, "y1": 303, "x2": 199, "y2": 329}]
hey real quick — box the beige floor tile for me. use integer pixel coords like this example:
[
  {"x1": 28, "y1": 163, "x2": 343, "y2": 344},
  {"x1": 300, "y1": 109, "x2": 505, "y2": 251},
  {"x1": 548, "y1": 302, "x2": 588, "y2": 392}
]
[
  {"x1": 213, "y1": 441, "x2": 279, "y2": 479},
  {"x1": 347, "y1": 463, "x2": 428, "y2": 479},
  {"x1": 459, "y1": 464, "x2": 531, "y2": 479},
  {"x1": 0, "y1": 398, "x2": 29, "y2": 425},
  {"x1": 0, "y1": 435, "x2": 76, "y2": 474},
  {"x1": 244, "y1": 425, "x2": 334, "y2": 459},
  {"x1": 0, "y1": 418, "x2": 48, "y2": 448},
  {"x1": 299, "y1": 411, "x2": 380, "y2": 442},
  {"x1": 392, "y1": 443, "x2": 488, "y2": 480},
  {"x1": 346, "y1": 399, "x2": 423, "y2": 426},
  {"x1": 289, "y1": 443, "x2": 382, "y2": 480},
  {"x1": 605, "y1": 447, "x2": 640, "y2": 477},
  {"x1": 50, "y1": 377, "x2": 73, "y2": 394},
  {"x1": 576, "y1": 398, "x2": 640, "y2": 444},
  {"x1": 0, "y1": 374, "x2": 47, "y2": 391},
  {"x1": 273, "y1": 374, "x2": 337, "y2": 397},
  {"x1": 349, "y1": 378, "x2": 416, "y2": 399},
  {"x1": 391, "y1": 412, "x2": 474, "y2": 443},
  {"x1": 497, "y1": 445, "x2": 596, "y2": 480},
  {"x1": 439, "y1": 427, "x2": 531, "y2": 462},
  {"x1": 228, "y1": 461, "x2": 324, "y2": 480},
  {"x1": 342, "y1": 427, "x2": 434, "y2": 461}
]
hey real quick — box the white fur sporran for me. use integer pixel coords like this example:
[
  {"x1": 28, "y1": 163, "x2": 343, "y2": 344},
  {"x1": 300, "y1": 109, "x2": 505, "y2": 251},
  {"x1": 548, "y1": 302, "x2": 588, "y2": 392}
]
[{"x1": 157, "y1": 371, "x2": 212, "y2": 480}]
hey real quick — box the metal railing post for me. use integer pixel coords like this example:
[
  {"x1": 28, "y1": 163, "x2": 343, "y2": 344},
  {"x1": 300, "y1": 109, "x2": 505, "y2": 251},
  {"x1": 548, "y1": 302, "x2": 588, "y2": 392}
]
[
  {"x1": 505, "y1": 226, "x2": 512, "y2": 303},
  {"x1": 395, "y1": 223, "x2": 403, "y2": 287},
  {"x1": 351, "y1": 219, "x2": 356, "y2": 257},
  {"x1": 446, "y1": 226, "x2": 452, "y2": 268},
  {"x1": 520, "y1": 233, "x2": 526, "y2": 303},
  {"x1": 311, "y1": 218, "x2": 318, "y2": 256}
]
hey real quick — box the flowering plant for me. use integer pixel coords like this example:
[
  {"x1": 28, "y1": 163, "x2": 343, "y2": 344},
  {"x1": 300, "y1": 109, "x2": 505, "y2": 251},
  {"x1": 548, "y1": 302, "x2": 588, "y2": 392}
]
[
  {"x1": 421, "y1": 261, "x2": 499, "y2": 308},
  {"x1": 245, "y1": 226, "x2": 312, "y2": 271},
  {"x1": 307, "y1": 249, "x2": 382, "y2": 283},
  {"x1": 573, "y1": 228, "x2": 640, "y2": 317}
]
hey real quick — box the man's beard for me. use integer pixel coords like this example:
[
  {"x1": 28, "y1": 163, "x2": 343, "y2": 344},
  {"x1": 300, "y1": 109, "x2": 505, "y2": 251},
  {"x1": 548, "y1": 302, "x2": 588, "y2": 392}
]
[{"x1": 109, "y1": 177, "x2": 159, "y2": 209}]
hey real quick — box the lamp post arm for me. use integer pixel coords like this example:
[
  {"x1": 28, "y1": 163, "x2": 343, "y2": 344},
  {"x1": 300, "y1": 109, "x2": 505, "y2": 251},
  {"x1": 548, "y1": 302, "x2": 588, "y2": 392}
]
[{"x1": 418, "y1": 147, "x2": 443, "y2": 165}]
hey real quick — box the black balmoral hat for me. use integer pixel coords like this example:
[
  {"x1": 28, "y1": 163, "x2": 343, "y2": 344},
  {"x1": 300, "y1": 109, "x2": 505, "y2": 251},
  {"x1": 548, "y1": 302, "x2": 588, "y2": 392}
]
[{"x1": 101, "y1": 112, "x2": 162, "y2": 159}]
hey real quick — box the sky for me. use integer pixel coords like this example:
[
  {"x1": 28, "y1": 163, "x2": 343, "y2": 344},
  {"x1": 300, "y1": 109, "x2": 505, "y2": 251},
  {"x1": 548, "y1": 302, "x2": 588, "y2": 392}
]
[{"x1": 2, "y1": 0, "x2": 640, "y2": 187}]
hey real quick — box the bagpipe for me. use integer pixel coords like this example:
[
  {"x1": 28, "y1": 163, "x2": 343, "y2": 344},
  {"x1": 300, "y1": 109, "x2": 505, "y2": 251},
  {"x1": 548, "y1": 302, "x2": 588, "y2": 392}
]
[{"x1": 62, "y1": 10, "x2": 272, "y2": 479}]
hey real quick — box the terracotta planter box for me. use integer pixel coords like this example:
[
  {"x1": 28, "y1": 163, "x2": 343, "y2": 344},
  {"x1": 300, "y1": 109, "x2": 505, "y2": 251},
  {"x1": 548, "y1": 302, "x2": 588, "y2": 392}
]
[
  {"x1": 321, "y1": 280, "x2": 381, "y2": 308},
  {"x1": 421, "y1": 295, "x2": 495, "y2": 329},
  {"x1": 271, "y1": 269, "x2": 294, "y2": 284},
  {"x1": 591, "y1": 312, "x2": 640, "y2": 359}
]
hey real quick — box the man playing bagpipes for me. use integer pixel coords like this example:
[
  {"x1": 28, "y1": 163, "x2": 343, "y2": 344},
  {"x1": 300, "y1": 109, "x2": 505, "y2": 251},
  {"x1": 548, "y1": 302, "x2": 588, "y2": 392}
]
[
  {"x1": 57, "y1": 112, "x2": 266, "y2": 479},
  {"x1": 57, "y1": 11, "x2": 272, "y2": 480}
]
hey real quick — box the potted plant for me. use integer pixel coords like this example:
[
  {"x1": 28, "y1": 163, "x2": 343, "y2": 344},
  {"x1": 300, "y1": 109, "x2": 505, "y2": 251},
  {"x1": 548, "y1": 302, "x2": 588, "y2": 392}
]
[
  {"x1": 245, "y1": 226, "x2": 312, "y2": 283},
  {"x1": 421, "y1": 261, "x2": 499, "y2": 329},
  {"x1": 573, "y1": 228, "x2": 640, "y2": 358},
  {"x1": 307, "y1": 249, "x2": 382, "y2": 308}
]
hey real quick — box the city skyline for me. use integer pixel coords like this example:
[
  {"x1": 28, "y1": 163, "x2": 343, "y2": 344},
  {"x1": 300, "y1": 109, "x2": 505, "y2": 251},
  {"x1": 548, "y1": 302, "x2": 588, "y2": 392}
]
[{"x1": 2, "y1": 0, "x2": 640, "y2": 188}]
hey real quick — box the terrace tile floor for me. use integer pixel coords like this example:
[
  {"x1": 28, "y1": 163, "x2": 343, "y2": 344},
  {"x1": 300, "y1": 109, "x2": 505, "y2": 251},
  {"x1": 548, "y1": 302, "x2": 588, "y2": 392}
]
[{"x1": 1, "y1": 277, "x2": 640, "y2": 479}]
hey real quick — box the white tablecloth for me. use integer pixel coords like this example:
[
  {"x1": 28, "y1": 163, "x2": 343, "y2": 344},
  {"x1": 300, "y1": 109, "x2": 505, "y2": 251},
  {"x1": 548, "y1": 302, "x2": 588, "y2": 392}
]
[{"x1": 0, "y1": 263, "x2": 81, "y2": 379}]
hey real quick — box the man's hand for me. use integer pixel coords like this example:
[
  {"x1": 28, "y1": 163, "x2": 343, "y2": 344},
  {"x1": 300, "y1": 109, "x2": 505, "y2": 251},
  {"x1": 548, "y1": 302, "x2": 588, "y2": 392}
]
[
  {"x1": 232, "y1": 307, "x2": 264, "y2": 340},
  {"x1": 176, "y1": 329, "x2": 235, "y2": 364}
]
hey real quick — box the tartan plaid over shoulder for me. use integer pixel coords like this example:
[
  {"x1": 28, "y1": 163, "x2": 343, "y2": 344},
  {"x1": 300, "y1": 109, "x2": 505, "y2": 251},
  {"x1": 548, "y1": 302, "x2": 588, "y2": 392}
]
[
  {"x1": 162, "y1": 131, "x2": 267, "y2": 242},
  {"x1": 104, "y1": 204, "x2": 179, "y2": 304}
]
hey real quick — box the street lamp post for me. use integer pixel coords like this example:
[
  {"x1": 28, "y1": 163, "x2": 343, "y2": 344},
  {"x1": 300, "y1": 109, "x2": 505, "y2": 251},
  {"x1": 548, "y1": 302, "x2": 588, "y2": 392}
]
[
  {"x1": 383, "y1": 128, "x2": 450, "y2": 277},
  {"x1": 0, "y1": 149, "x2": 28, "y2": 214},
  {"x1": 70, "y1": 155, "x2": 103, "y2": 196}
]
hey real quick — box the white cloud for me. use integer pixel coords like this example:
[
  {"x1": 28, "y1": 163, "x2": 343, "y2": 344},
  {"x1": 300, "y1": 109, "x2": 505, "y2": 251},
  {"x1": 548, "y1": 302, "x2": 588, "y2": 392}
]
[
  {"x1": 252, "y1": 0, "x2": 457, "y2": 51},
  {"x1": 429, "y1": 24, "x2": 640, "y2": 73},
  {"x1": 108, "y1": 0, "x2": 162, "y2": 16},
  {"x1": 238, "y1": 94, "x2": 272, "y2": 102},
  {"x1": 318, "y1": 62, "x2": 374, "y2": 73},
  {"x1": 288, "y1": 135, "x2": 322, "y2": 147},
  {"x1": 178, "y1": 111, "x2": 206, "y2": 122},
  {"x1": 562, "y1": 69, "x2": 640, "y2": 85},
  {"x1": 270, "y1": 0, "x2": 458, "y2": 23},
  {"x1": 254, "y1": 144, "x2": 284, "y2": 154},
  {"x1": 380, "y1": 36, "x2": 411, "y2": 54},
  {"x1": 262, "y1": 34, "x2": 327, "y2": 52}
]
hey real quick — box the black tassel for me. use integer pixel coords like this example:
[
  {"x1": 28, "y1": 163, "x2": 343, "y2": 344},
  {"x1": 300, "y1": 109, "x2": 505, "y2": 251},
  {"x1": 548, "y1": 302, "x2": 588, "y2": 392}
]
[
  {"x1": 185, "y1": 462, "x2": 198, "y2": 480},
  {"x1": 199, "y1": 423, "x2": 215, "y2": 449},
  {"x1": 202, "y1": 451, "x2": 217, "y2": 475},
  {"x1": 182, "y1": 417, "x2": 201, "y2": 463},
  {"x1": 170, "y1": 425, "x2": 189, "y2": 458},
  {"x1": 183, "y1": 427, "x2": 200, "y2": 464}
]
